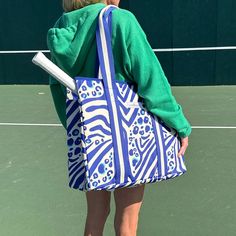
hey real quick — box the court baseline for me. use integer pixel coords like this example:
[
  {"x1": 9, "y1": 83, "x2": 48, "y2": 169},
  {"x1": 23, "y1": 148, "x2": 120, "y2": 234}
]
[{"x1": 0, "y1": 123, "x2": 236, "y2": 129}]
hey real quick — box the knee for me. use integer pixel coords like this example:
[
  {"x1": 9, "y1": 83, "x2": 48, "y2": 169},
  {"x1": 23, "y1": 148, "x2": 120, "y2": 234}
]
[
  {"x1": 87, "y1": 205, "x2": 111, "y2": 222},
  {"x1": 114, "y1": 226, "x2": 137, "y2": 236},
  {"x1": 103, "y1": 206, "x2": 111, "y2": 219},
  {"x1": 114, "y1": 214, "x2": 139, "y2": 236},
  {"x1": 85, "y1": 206, "x2": 111, "y2": 235}
]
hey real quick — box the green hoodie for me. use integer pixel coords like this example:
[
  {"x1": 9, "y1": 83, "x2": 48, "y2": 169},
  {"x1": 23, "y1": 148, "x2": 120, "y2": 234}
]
[{"x1": 47, "y1": 3, "x2": 191, "y2": 138}]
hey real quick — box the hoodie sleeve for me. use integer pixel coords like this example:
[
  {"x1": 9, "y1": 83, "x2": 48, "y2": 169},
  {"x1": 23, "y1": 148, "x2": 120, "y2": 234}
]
[
  {"x1": 125, "y1": 12, "x2": 191, "y2": 138},
  {"x1": 46, "y1": 18, "x2": 67, "y2": 129}
]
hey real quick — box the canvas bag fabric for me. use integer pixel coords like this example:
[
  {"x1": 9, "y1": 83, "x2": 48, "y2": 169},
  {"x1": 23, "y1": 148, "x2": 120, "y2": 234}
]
[{"x1": 65, "y1": 5, "x2": 187, "y2": 192}]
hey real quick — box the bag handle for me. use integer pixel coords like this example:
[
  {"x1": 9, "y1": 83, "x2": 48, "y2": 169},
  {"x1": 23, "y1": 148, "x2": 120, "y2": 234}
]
[
  {"x1": 96, "y1": 6, "x2": 128, "y2": 184},
  {"x1": 96, "y1": 5, "x2": 118, "y2": 91}
]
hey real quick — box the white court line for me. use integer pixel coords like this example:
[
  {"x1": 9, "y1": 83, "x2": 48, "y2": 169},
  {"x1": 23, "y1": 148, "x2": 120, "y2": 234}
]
[
  {"x1": 153, "y1": 46, "x2": 236, "y2": 52},
  {"x1": 0, "y1": 123, "x2": 236, "y2": 129},
  {"x1": 0, "y1": 50, "x2": 50, "y2": 54},
  {"x1": 192, "y1": 126, "x2": 236, "y2": 129},
  {"x1": 0, "y1": 123, "x2": 62, "y2": 127},
  {"x1": 1, "y1": 46, "x2": 236, "y2": 54}
]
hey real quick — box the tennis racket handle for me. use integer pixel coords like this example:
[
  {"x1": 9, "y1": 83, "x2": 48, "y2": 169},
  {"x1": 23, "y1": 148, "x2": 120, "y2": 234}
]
[{"x1": 32, "y1": 52, "x2": 77, "y2": 94}]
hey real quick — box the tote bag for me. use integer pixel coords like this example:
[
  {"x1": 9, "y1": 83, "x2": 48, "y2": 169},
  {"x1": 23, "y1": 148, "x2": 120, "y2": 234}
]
[{"x1": 66, "y1": 5, "x2": 187, "y2": 191}]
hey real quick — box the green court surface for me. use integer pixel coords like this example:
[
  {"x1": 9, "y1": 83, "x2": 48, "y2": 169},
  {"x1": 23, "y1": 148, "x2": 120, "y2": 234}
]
[{"x1": 0, "y1": 85, "x2": 235, "y2": 236}]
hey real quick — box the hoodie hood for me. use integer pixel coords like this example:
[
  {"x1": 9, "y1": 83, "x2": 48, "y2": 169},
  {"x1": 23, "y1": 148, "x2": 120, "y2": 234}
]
[{"x1": 47, "y1": 3, "x2": 106, "y2": 77}]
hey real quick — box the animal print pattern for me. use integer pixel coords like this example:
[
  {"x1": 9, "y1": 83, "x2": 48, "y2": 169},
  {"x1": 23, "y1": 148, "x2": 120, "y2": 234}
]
[{"x1": 66, "y1": 79, "x2": 187, "y2": 191}]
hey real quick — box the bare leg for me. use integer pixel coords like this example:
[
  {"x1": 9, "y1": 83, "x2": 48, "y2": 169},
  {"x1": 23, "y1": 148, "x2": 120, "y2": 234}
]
[
  {"x1": 113, "y1": 184, "x2": 145, "y2": 236},
  {"x1": 84, "y1": 190, "x2": 111, "y2": 236}
]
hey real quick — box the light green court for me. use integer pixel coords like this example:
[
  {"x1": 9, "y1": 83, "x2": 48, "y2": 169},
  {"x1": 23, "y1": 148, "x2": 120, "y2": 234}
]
[{"x1": 0, "y1": 85, "x2": 235, "y2": 236}]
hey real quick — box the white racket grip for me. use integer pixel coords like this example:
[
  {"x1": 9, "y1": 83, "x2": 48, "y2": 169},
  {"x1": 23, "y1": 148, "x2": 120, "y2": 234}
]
[{"x1": 32, "y1": 52, "x2": 77, "y2": 94}]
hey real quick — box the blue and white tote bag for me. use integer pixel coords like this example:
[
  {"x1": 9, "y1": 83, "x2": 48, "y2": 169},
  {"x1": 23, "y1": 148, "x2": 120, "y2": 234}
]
[{"x1": 66, "y1": 6, "x2": 187, "y2": 192}]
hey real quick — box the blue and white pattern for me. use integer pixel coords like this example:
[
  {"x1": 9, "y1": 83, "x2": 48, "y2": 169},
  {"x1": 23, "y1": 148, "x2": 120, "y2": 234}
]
[{"x1": 66, "y1": 6, "x2": 187, "y2": 192}]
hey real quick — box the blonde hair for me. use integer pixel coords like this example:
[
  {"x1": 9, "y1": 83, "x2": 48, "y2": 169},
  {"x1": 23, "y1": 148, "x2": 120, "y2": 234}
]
[{"x1": 63, "y1": 0, "x2": 105, "y2": 12}]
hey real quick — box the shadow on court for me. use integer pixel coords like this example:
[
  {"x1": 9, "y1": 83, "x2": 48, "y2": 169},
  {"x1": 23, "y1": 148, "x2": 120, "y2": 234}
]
[{"x1": 0, "y1": 85, "x2": 235, "y2": 236}]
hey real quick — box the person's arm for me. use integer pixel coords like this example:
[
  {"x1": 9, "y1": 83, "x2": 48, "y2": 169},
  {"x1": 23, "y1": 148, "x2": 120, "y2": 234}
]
[
  {"x1": 47, "y1": 18, "x2": 67, "y2": 130},
  {"x1": 126, "y1": 13, "x2": 191, "y2": 138}
]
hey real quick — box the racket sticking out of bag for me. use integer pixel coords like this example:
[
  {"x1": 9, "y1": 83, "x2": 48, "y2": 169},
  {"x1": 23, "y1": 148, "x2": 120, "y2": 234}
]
[
  {"x1": 32, "y1": 5, "x2": 187, "y2": 192},
  {"x1": 32, "y1": 52, "x2": 77, "y2": 95}
]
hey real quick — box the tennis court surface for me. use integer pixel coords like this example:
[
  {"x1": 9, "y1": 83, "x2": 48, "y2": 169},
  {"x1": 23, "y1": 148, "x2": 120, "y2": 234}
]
[{"x1": 0, "y1": 85, "x2": 235, "y2": 236}]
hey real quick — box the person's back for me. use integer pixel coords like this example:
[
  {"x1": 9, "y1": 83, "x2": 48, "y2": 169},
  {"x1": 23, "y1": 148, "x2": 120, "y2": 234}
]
[
  {"x1": 48, "y1": 3, "x2": 138, "y2": 127},
  {"x1": 48, "y1": 2, "x2": 191, "y2": 139}
]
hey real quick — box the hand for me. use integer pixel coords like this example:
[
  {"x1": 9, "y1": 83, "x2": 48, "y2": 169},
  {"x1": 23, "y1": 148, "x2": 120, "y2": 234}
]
[{"x1": 178, "y1": 136, "x2": 189, "y2": 158}]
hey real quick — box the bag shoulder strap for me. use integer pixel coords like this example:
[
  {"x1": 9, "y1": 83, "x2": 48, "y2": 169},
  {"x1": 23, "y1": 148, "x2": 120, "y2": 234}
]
[{"x1": 96, "y1": 5, "x2": 118, "y2": 88}]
